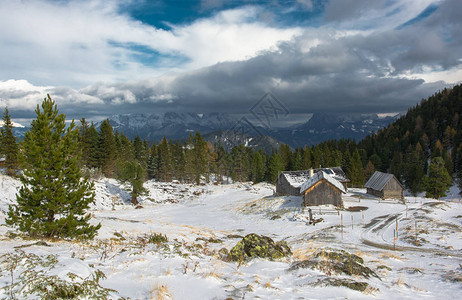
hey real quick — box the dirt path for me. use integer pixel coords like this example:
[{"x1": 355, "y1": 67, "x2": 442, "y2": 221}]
[{"x1": 360, "y1": 204, "x2": 462, "y2": 257}]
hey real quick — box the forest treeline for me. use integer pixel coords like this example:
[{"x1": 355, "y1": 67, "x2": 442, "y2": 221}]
[{"x1": 1, "y1": 84, "x2": 461, "y2": 203}]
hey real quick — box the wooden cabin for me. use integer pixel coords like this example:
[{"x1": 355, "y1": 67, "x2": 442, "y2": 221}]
[
  {"x1": 364, "y1": 171, "x2": 404, "y2": 201},
  {"x1": 299, "y1": 171, "x2": 346, "y2": 207},
  {"x1": 276, "y1": 167, "x2": 349, "y2": 196},
  {"x1": 276, "y1": 170, "x2": 313, "y2": 196},
  {"x1": 0, "y1": 156, "x2": 5, "y2": 167}
]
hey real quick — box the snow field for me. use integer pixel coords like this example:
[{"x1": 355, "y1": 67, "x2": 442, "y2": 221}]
[{"x1": 0, "y1": 174, "x2": 461, "y2": 299}]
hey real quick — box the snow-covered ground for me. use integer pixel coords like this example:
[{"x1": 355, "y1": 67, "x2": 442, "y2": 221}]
[{"x1": 0, "y1": 173, "x2": 461, "y2": 299}]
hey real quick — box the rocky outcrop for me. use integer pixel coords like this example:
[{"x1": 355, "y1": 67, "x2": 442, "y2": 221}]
[{"x1": 228, "y1": 233, "x2": 291, "y2": 261}]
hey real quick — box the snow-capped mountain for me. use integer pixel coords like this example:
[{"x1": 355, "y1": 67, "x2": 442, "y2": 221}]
[
  {"x1": 203, "y1": 130, "x2": 284, "y2": 154},
  {"x1": 270, "y1": 113, "x2": 398, "y2": 147},
  {"x1": 0, "y1": 120, "x2": 28, "y2": 139},
  {"x1": 96, "y1": 112, "x2": 398, "y2": 147},
  {"x1": 97, "y1": 112, "x2": 237, "y2": 141}
]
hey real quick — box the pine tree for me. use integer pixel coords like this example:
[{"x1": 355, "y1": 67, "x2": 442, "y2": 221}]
[
  {"x1": 348, "y1": 149, "x2": 365, "y2": 187},
  {"x1": 119, "y1": 160, "x2": 146, "y2": 205},
  {"x1": 147, "y1": 143, "x2": 158, "y2": 180},
  {"x1": 231, "y1": 145, "x2": 249, "y2": 182},
  {"x1": 6, "y1": 95, "x2": 100, "y2": 239},
  {"x1": 0, "y1": 107, "x2": 19, "y2": 175},
  {"x1": 403, "y1": 147, "x2": 425, "y2": 195},
  {"x1": 157, "y1": 136, "x2": 172, "y2": 182},
  {"x1": 302, "y1": 146, "x2": 312, "y2": 169},
  {"x1": 86, "y1": 123, "x2": 100, "y2": 169},
  {"x1": 265, "y1": 153, "x2": 284, "y2": 182},
  {"x1": 251, "y1": 151, "x2": 265, "y2": 183},
  {"x1": 193, "y1": 132, "x2": 208, "y2": 184},
  {"x1": 424, "y1": 156, "x2": 452, "y2": 199},
  {"x1": 98, "y1": 119, "x2": 116, "y2": 176},
  {"x1": 364, "y1": 160, "x2": 375, "y2": 181}
]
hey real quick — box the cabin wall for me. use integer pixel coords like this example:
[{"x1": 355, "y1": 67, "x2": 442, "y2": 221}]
[
  {"x1": 367, "y1": 188, "x2": 384, "y2": 198},
  {"x1": 383, "y1": 178, "x2": 403, "y2": 199},
  {"x1": 303, "y1": 181, "x2": 343, "y2": 207},
  {"x1": 276, "y1": 175, "x2": 301, "y2": 196}
]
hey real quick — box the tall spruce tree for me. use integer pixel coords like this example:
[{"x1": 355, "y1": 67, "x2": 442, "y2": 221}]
[
  {"x1": 266, "y1": 153, "x2": 284, "y2": 182},
  {"x1": 6, "y1": 95, "x2": 100, "y2": 239},
  {"x1": 98, "y1": 119, "x2": 116, "y2": 176},
  {"x1": 424, "y1": 156, "x2": 452, "y2": 199},
  {"x1": 251, "y1": 151, "x2": 265, "y2": 183},
  {"x1": 157, "y1": 136, "x2": 172, "y2": 182},
  {"x1": 0, "y1": 107, "x2": 19, "y2": 175},
  {"x1": 349, "y1": 149, "x2": 365, "y2": 187}
]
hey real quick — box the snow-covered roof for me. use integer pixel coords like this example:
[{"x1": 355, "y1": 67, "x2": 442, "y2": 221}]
[
  {"x1": 280, "y1": 167, "x2": 348, "y2": 188},
  {"x1": 318, "y1": 167, "x2": 349, "y2": 183},
  {"x1": 280, "y1": 170, "x2": 312, "y2": 188},
  {"x1": 300, "y1": 171, "x2": 346, "y2": 194},
  {"x1": 364, "y1": 171, "x2": 403, "y2": 191}
]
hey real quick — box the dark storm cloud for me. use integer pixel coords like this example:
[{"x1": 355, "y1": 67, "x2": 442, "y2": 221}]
[{"x1": 1, "y1": 0, "x2": 460, "y2": 122}]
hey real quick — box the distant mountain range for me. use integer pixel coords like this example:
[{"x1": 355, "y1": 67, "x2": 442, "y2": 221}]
[
  {"x1": 272, "y1": 113, "x2": 397, "y2": 147},
  {"x1": 95, "y1": 112, "x2": 398, "y2": 151}
]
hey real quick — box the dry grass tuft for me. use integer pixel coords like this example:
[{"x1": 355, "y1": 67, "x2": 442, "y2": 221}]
[
  {"x1": 206, "y1": 270, "x2": 222, "y2": 279},
  {"x1": 151, "y1": 282, "x2": 173, "y2": 300},
  {"x1": 292, "y1": 245, "x2": 317, "y2": 261},
  {"x1": 395, "y1": 276, "x2": 408, "y2": 287},
  {"x1": 379, "y1": 251, "x2": 403, "y2": 260}
]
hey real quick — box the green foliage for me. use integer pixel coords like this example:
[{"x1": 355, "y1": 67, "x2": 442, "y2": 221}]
[
  {"x1": 98, "y1": 119, "x2": 116, "y2": 176},
  {"x1": 0, "y1": 107, "x2": 19, "y2": 175},
  {"x1": 157, "y1": 136, "x2": 172, "y2": 182},
  {"x1": 265, "y1": 153, "x2": 284, "y2": 182},
  {"x1": 6, "y1": 95, "x2": 100, "y2": 240},
  {"x1": 348, "y1": 149, "x2": 365, "y2": 187},
  {"x1": 119, "y1": 160, "x2": 146, "y2": 205},
  {"x1": 424, "y1": 156, "x2": 452, "y2": 199},
  {"x1": 251, "y1": 151, "x2": 265, "y2": 183},
  {"x1": 231, "y1": 144, "x2": 249, "y2": 182},
  {"x1": 0, "y1": 251, "x2": 118, "y2": 299},
  {"x1": 145, "y1": 232, "x2": 168, "y2": 244}
]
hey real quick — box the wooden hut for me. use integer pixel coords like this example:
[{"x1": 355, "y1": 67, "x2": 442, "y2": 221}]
[
  {"x1": 300, "y1": 171, "x2": 346, "y2": 207},
  {"x1": 364, "y1": 171, "x2": 404, "y2": 201},
  {"x1": 276, "y1": 169, "x2": 313, "y2": 196},
  {"x1": 276, "y1": 167, "x2": 349, "y2": 196}
]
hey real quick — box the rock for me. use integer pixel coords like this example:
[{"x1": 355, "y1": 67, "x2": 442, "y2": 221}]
[
  {"x1": 218, "y1": 248, "x2": 230, "y2": 261},
  {"x1": 228, "y1": 233, "x2": 292, "y2": 261},
  {"x1": 290, "y1": 248, "x2": 379, "y2": 279},
  {"x1": 312, "y1": 278, "x2": 370, "y2": 292}
]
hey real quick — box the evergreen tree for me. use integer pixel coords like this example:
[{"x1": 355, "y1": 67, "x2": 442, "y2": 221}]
[
  {"x1": 348, "y1": 149, "x2": 365, "y2": 187},
  {"x1": 147, "y1": 143, "x2": 158, "y2": 180},
  {"x1": 231, "y1": 145, "x2": 249, "y2": 182},
  {"x1": 265, "y1": 153, "x2": 284, "y2": 182},
  {"x1": 424, "y1": 156, "x2": 452, "y2": 199},
  {"x1": 251, "y1": 151, "x2": 265, "y2": 183},
  {"x1": 403, "y1": 147, "x2": 425, "y2": 195},
  {"x1": 119, "y1": 160, "x2": 146, "y2": 205},
  {"x1": 157, "y1": 136, "x2": 172, "y2": 182},
  {"x1": 193, "y1": 132, "x2": 208, "y2": 184},
  {"x1": 184, "y1": 133, "x2": 195, "y2": 183},
  {"x1": 85, "y1": 123, "x2": 100, "y2": 169},
  {"x1": 98, "y1": 119, "x2": 116, "y2": 176},
  {"x1": 364, "y1": 160, "x2": 375, "y2": 181},
  {"x1": 6, "y1": 95, "x2": 100, "y2": 239},
  {"x1": 302, "y1": 146, "x2": 312, "y2": 169},
  {"x1": 0, "y1": 107, "x2": 19, "y2": 175}
]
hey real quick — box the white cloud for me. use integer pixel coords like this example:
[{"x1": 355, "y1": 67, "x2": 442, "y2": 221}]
[{"x1": 0, "y1": 0, "x2": 300, "y2": 87}]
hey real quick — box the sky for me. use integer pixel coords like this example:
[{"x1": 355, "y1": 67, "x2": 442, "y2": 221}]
[{"x1": 0, "y1": 0, "x2": 461, "y2": 124}]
